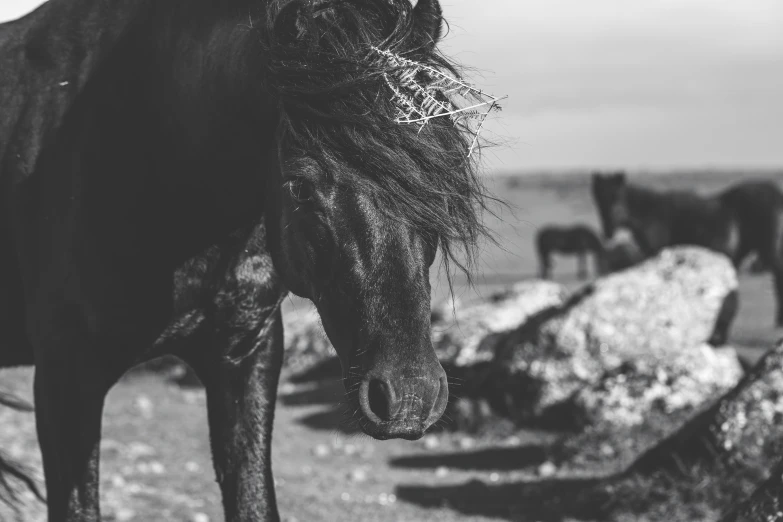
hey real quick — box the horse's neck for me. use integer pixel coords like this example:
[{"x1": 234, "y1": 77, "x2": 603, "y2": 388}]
[{"x1": 627, "y1": 186, "x2": 671, "y2": 220}]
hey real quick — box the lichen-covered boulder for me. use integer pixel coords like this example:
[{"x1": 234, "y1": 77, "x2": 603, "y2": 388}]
[
  {"x1": 494, "y1": 246, "x2": 743, "y2": 427},
  {"x1": 573, "y1": 345, "x2": 741, "y2": 428},
  {"x1": 432, "y1": 280, "x2": 567, "y2": 367}
]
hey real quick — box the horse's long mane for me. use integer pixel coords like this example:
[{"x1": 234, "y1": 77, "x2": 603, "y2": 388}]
[{"x1": 260, "y1": 0, "x2": 494, "y2": 278}]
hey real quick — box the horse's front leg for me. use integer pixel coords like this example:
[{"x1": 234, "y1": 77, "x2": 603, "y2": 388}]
[{"x1": 192, "y1": 309, "x2": 285, "y2": 522}]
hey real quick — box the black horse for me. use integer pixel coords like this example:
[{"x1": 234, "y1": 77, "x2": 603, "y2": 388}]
[
  {"x1": 535, "y1": 225, "x2": 604, "y2": 279},
  {"x1": 0, "y1": 0, "x2": 494, "y2": 520},
  {"x1": 592, "y1": 172, "x2": 783, "y2": 325}
]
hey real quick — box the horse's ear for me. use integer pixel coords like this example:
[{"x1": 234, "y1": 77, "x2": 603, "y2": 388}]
[{"x1": 413, "y1": 0, "x2": 444, "y2": 46}]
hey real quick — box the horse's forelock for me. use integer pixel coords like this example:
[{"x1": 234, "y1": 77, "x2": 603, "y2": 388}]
[{"x1": 262, "y1": 0, "x2": 493, "y2": 282}]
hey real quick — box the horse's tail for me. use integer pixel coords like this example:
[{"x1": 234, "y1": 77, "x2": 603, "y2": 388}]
[{"x1": 0, "y1": 392, "x2": 43, "y2": 506}]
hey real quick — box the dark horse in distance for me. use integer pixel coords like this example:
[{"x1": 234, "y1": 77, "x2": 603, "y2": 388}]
[
  {"x1": 535, "y1": 225, "x2": 604, "y2": 280},
  {"x1": 0, "y1": 0, "x2": 493, "y2": 520},
  {"x1": 592, "y1": 172, "x2": 783, "y2": 326}
]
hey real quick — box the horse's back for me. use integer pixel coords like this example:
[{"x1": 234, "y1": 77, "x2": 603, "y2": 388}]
[{"x1": 537, "y1": 224, "x2": 600, "y2": 254}]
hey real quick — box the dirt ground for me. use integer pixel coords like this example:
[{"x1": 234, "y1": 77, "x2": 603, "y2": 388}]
[
  {"x1": 1, "y1": 169, "x2": 782, "y2": 521},
  {"x1": 0, "y1": 367, "x2": 571, "y2": 522}
]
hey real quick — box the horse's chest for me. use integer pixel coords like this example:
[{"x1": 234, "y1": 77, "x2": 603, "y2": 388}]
[{"x1": 155, "y1": 235, "x2": 281, "y2": 350}]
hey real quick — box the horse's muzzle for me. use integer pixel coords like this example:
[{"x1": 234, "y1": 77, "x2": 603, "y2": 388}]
[{"x1": 357, "y1": 371, "x2": 449, "y2": 440}]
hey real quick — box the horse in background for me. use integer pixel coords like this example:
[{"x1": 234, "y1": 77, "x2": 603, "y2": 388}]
[
  {"x1": 601, "y1": 227, "x2": 646, "y2": 273},
  {"x1": 592, "y1": 172, "x2": 783, "y2": 326},
  {"x1": 536, "y1": 225, "x2": 604, "y2": 280},
  {"x1": 0, "y1": 0, "x2": 495, "y2": 519}
]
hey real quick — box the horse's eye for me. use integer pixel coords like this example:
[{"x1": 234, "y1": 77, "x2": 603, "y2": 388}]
[{"x1": 287, "y1": 178, "x2": 314, "y2": 203}]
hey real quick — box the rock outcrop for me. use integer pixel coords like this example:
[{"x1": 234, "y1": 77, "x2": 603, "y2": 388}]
[{"x1": 489, "y1": 247, "x2": 743, "y2": 428}]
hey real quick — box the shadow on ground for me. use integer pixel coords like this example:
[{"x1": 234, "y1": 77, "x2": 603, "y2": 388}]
[
  {"x1": 288, "y1": 358, "x2": 342, "y2": 384},
  {"x1": 395, "y1": 475, "x2": 613, "y2": 522},
  {"x1": 296, "y1": 406, "x2": 363, "y2": 434},
  {"x1": 390, "y1": 445, "x2": 549, "y2": 471},
  {"x1": 279, "y1": 379, "x2": 344, "y2": 407}
]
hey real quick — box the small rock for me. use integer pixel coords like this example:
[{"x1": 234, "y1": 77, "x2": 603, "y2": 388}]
[
  {"x1": 378, "y1": 492, "x2": 396, "y2": 505},
  {"x1": 313, "y1": 444, "x2": 330, "y2": 458},
  {"x1": 538, "y1": 461, "x2": 557, "y2": 477},
  {"x1": 348, "y1": 468, "x2": 368, "y2": 482},
  {"x1": 109, "y1": 474, "x2": 126, "y2": 488},
  {"x1": 503, "y1": 436, "x2": 521, "y2": 446},
  {"x1": 185, "y1": 461, "x2": 201, "y2": 473},
  {"x1": 114, "y1": 508, "x2": 136, "y2": 522},
  {"x1": 435, "y1": 466, "x2": 449, "y2": 478},
  {"x1": 489, "y1": 472, "x2": 500, "y2": 482},
  {"x1": 279, "y1": 382, "x2": 297, "y2": 395},
  {"x1": 192, "y1": 513, "x2": 209, "y2": 522},
  {"x1": 458, "y1": 437, "x2": 475, "y2": 449},
  {"x1": 340, "y1": 492, "x2": 351, "y2": 501},
  {"x1": 127, "y1": 442, "x2": 156, "y2": 458},
  {"x1": 423, "y1": 435, "x2": 440, "y2": 450}
]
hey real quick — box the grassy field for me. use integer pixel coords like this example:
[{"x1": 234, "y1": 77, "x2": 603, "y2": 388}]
[{"x1": 2, "y1": 169, "x2": 783, "y2": 521}]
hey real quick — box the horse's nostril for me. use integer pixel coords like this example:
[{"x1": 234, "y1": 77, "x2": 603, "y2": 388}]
[{"x1": 368, "y1": 379, "x2": 393, "y2": 421}]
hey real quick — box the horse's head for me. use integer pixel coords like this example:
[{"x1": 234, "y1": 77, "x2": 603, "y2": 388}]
[
  {"x1": 269, "y1": 155, "x2": 447, "y2": 440},
  {"x1": 261, "y1": 0, "x2": 490, "y2": 440},
  {"x1": 591, "y1": 171, "x2": 629, "y2": 239}
]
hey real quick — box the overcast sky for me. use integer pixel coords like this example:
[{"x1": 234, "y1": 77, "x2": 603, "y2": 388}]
[{"x1": 3, "y1": 0, "x2": 782, "y2": 173}]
